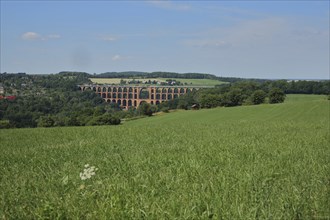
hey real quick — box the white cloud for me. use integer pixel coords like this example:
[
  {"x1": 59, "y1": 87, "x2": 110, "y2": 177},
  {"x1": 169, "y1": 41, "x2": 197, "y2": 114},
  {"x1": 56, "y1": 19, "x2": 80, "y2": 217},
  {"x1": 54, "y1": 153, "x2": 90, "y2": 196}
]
[
  {"x1": 21, "y1": 32, "x2": 41, "y2": 40},
  {"x1": 147, "y1": 0, "x2": 191, "y2": 11},
  {"x1": 184, "y1": 39, "x2": 231, "y2": 49},
  {"x1": 100, "y1": 35, "x2": 117, "y2": 41},
  {"x1": 21, "y1": 32, "x2": 61, "y2": 41},
  {"x1": 184, "y1": 17, "x2": 290, "y2": 49},
  {"x1": 112, "y1": 55, "x2": 122, "y2": 61}
]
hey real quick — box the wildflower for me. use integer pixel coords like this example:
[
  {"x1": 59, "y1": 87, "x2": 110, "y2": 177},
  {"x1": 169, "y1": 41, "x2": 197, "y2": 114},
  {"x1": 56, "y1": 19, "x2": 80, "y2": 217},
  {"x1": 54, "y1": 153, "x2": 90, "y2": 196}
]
[{"x1": 80, "y1": 164, "x2": 98, "y2": 180}]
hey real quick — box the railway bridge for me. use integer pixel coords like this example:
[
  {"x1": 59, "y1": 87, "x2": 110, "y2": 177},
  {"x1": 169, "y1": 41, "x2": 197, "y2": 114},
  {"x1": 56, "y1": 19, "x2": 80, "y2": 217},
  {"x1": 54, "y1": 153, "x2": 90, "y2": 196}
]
[{"x1": 79, "y1": 84, "x2": 211, "y2": 109}]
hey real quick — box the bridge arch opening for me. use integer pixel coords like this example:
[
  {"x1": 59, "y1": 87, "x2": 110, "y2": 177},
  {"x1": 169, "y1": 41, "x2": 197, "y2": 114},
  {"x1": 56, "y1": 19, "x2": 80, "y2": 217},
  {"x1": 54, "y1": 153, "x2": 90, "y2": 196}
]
[
  {"x1": 139, "y1": 88, "x2": 149, "y2": 99},
  {"x1": 108, "y1": 87, "x2": 111, "y2": 92},
  {"x1": 123, "y1": 87, "x2": 127, "y2": 92},
  {"x1": 140, "y1": 101, "x2": 147, "y2": 105},
  {"x1": 118, "y1": 87, "x2": 123, "y2": 92},
  {"x1": 102, "y1": 87, "x2": 106, "y2": 92}
]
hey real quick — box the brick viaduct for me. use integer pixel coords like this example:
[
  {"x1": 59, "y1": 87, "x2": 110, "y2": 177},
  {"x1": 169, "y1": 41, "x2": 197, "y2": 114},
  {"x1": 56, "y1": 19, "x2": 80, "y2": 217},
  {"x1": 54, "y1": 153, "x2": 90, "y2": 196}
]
[{"x1": 79, "y1": 85, "x2": 210, "y2": 109}]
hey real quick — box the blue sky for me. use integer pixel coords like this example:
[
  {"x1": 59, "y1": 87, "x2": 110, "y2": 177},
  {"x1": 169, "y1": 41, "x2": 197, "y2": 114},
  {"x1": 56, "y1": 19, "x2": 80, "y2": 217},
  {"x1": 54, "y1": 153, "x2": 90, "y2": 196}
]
[{"x1": 1, "y1": 0, "x2": 329, "y2": 79}]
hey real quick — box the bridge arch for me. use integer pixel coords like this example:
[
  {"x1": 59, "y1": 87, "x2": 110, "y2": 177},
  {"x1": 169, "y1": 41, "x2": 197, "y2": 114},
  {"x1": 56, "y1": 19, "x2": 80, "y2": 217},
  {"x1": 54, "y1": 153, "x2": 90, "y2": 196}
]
[{"x1": 139, "y1": 87, "x2": 149, "y2": 99}]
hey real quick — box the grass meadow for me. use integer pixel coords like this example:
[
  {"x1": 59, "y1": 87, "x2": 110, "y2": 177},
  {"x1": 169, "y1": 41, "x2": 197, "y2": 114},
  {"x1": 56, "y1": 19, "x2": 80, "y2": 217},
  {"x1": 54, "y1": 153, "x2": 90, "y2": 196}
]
[
  {"x1": 89, "y1": 77, "x2": 225, "y2": 86},
  {"x1": 0, "y1": 95, "x2": 329, "y2": 219}
]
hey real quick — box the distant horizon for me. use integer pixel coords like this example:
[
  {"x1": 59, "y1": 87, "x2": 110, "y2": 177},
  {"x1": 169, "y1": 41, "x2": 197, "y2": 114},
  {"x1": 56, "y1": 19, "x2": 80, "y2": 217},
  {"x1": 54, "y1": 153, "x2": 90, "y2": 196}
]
[{"x1": 1, "y1": 70, "x2": 328, "y2": 81}]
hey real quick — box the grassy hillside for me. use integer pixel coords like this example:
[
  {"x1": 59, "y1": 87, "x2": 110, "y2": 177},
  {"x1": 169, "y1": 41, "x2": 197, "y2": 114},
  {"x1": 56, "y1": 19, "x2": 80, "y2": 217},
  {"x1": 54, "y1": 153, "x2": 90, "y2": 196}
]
[
  {"x1": 0, "y1": 95, "x2": 329, "y2": 219},
  {"x1": 89, "y1": 77, "x2": 226, "y2": 86}
]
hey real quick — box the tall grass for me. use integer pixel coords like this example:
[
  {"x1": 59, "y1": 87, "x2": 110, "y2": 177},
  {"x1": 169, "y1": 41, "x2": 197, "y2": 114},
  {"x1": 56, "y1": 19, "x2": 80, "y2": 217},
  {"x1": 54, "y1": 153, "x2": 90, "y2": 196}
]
[{"x1": 0, "y1": 95, "x2": 329, "y2": 219}]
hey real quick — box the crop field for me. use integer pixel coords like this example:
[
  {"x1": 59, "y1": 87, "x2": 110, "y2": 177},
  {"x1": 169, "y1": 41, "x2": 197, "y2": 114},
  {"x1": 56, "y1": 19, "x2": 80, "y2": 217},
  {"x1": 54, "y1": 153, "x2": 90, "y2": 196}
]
[
  {"x1": 0, "y1": 95, "x2": 329, "y2": 219},
  {"x1": 89, "y1": 77, "x2": 226, "y2": 86}
]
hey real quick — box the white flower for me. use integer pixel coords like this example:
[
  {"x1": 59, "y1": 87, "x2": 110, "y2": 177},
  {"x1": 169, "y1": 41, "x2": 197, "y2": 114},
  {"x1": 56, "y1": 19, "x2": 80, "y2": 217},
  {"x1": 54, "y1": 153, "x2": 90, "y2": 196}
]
[{"x1": 80, "y1": 164, "x2": 98, "y2": 180}]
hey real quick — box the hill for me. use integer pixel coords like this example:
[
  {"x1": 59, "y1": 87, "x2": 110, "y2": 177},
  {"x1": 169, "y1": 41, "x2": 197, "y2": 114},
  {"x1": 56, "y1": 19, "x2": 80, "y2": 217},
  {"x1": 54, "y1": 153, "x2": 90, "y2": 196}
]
[
  {"x1": 94, "y1": 71, "x2": 254, "y2": 83},
  {"x1": 0, "y1": 94, "x2": 329, "y2": 219},
  {"x1": 89, "y1": 77, "x2": 226, "y2": 86}
]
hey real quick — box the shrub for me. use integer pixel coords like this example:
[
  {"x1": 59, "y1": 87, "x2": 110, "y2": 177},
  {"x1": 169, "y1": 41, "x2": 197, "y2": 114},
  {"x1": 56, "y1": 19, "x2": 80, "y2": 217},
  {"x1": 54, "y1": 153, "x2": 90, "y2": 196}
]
[
  {"x1": 250, "y1": 90, "x2": 267, "y2": 105},
  {"x1": 0, "y1": 120, "x2": 11, "y2": 129},
  {"x1": 269, "y1": 88, "x2": 286, "y2": 104}
]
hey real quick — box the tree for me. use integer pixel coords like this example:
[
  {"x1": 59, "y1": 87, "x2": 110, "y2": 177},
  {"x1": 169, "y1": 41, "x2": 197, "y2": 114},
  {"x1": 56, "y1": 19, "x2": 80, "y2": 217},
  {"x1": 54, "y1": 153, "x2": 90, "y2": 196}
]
[
  {"x1": 137, "y1": 102, "x2": 156, "y2": 116},
  {"x1": 199, "y1": 94, "x2": 221, "y2": 108},
  {"x1": 224, "y1": 88, "x2": 244, "y2": 106},
  {"x1": 250, "y1": 90, "x2": 267, "y2": 105},
  {"x1": 269, "y1": 88, "x2": 286, "y2": 104}
]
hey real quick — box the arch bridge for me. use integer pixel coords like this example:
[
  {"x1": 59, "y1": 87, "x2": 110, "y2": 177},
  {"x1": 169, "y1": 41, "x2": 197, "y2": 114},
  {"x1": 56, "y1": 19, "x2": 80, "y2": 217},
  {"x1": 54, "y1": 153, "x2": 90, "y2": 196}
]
[{"x1": 79, "y1": 85, "x2": 211, "y2": 109}]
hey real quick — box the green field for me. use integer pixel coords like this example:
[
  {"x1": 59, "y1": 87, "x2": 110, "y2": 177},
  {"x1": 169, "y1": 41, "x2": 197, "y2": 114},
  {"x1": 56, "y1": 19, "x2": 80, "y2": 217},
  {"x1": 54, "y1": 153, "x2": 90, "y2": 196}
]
[
  {"x1": 1, "y1": 95, "x2": 329, "y2": 219},
  {"x1": 89, "y1": 77, "x2": 226, "y2": 86}
]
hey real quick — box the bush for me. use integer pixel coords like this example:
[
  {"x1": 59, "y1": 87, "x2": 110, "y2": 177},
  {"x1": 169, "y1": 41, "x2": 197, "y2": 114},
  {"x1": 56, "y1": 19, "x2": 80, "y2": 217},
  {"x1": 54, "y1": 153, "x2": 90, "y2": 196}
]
[
  {"x1": 250, "y1": 90, "x2": 267, "y2": 105},
  {"x1": 87, "y1": 114, "x2": 121, "y2": 126},
  {"x1": 37, "y1": 116, "x2": 55, "y2": 127},
  {"x1": 161, "y1": 107, "x2": 170, "y2": 113},
  {"x1": 0, "y1": 120, "x2": 11, "y2": 129},
  {"x1": 269, "y1": 88, "x2": 286, "y2": 104}
]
